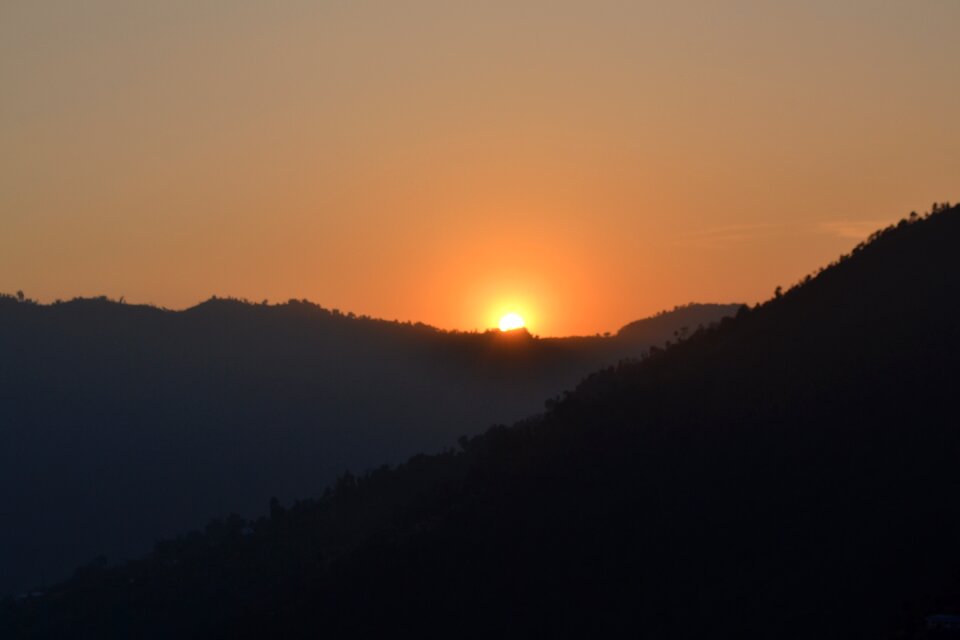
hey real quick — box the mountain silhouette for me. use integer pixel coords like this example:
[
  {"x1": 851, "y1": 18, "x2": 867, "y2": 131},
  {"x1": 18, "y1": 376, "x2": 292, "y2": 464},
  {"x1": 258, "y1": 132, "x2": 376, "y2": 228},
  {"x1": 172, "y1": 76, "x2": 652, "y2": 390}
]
[
  {"x1": 0, "y1": 296, "x2": 737, "y2": 598},
  {"x1": 3, "y1": 204, "x2": 958, "y2": 639}
]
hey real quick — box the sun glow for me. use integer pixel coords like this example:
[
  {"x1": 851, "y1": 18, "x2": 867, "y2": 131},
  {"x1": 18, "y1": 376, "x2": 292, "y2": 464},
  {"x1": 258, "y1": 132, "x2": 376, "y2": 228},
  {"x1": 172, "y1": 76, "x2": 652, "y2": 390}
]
[{"x1": 498, "y1": 312, "x2": 526, "y2": 332}]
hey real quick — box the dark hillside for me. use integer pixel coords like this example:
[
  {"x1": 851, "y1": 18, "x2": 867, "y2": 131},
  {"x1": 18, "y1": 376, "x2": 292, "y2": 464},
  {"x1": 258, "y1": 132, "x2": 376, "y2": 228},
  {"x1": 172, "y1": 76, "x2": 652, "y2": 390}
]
[
  {"x1": 0, "y1": 295, "x2": 732, "y2": 597},
  {"x1": 3, "y1": 205, "x2": 958, "y2": 639}
]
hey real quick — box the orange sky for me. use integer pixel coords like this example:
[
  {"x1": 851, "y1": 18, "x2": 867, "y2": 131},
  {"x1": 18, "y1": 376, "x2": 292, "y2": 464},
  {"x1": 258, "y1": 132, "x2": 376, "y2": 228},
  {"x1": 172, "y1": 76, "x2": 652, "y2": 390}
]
[{"x1": 2, "y1": 1, "x2": 958, "y2": 336}]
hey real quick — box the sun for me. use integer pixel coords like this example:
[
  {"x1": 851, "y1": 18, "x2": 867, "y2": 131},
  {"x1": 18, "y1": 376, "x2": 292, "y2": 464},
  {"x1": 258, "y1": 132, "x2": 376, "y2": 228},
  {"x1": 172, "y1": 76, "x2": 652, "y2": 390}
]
[{"x1": 498, "y1": 312, "x2": 526, "y2": 332}]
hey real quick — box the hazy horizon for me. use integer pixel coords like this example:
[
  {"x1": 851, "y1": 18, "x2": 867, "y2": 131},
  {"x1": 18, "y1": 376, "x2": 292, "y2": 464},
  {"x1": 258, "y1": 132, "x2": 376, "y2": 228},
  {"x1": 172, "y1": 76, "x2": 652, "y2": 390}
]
[{"x1": 3, "y1": 1, "x2": 958, "y2": 335}]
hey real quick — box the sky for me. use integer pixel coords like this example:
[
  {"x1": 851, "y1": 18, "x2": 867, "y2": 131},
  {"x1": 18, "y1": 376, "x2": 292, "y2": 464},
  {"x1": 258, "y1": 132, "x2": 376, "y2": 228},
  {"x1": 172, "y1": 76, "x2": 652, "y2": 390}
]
[{"x1": 2, "y1": 1, "x2": 958, "y2": 336}]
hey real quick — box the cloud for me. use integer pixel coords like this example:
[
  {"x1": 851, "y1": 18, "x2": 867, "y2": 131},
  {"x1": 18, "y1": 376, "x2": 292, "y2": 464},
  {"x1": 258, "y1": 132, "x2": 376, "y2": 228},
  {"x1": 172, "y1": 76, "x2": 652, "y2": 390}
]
[
  {"x1": 675, "y1": 218, "x2": 896, "y2": 249},
  {"x1": 816, "y1": 220, "x2": 891, "y2": 240},
  {"x1": 675, "y1": 223, "x2": 781, "y2": 248}
]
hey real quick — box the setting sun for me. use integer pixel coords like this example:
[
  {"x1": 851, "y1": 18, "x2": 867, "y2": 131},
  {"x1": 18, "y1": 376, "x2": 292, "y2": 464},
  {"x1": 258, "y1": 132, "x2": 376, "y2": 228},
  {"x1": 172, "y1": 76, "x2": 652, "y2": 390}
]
[{"x1": 498, "y1": 312, "x2": 526, "y2": 332}]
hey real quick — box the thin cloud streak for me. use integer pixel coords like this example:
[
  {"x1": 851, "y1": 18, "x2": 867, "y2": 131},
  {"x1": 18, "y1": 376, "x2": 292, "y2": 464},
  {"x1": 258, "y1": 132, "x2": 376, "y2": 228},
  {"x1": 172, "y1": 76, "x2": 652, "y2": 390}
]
[
  {"x1": 817, "y1": 220, "x2": 894, "y2": 240},
  {"x1": 674, "y1": 223, "x2": 788, "y2": 248},
  {"x1": 676, "y1": 219, "x2": 899, "y2": 249}
]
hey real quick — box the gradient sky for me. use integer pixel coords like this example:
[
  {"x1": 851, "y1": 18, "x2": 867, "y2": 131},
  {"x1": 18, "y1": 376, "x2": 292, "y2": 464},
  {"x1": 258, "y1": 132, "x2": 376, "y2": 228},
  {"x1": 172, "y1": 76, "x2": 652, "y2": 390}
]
[{"x1": 2, "y1": 1, "x2": 958, "y2": 336}]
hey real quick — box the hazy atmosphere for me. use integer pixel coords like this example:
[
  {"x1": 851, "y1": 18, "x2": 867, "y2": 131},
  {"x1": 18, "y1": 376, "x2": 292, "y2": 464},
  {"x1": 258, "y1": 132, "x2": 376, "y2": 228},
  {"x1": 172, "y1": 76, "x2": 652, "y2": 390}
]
[{"x1": 3, "y1": 0, "x2": 957, "y2": 335}]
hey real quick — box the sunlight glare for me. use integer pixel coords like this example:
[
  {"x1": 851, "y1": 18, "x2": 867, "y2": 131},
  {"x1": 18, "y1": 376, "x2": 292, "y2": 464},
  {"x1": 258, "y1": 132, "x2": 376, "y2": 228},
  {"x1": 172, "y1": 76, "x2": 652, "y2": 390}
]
[{"x1": 498, "y1": 312, "x2": 526, "y2": 332}]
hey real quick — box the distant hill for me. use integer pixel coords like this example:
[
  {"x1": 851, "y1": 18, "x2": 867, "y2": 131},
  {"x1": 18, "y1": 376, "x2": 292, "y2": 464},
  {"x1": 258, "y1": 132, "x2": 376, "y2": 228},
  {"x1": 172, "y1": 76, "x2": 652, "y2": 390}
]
[
  {"x1": 3, "y1": 203, "x2": 957, "y2": 639},
  {"x1": 617, "y1": 302, "x2": 743, "y2": 342},
  {"x1": 0, "y1": 296, "x2": 737, "y2": 597}
]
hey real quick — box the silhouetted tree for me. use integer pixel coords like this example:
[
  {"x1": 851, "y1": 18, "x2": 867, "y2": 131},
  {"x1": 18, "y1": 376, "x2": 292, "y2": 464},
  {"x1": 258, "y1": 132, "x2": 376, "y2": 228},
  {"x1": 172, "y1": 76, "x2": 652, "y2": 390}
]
[{"x1": 269, "y1": 497, "x2": 284, "y2": 522}]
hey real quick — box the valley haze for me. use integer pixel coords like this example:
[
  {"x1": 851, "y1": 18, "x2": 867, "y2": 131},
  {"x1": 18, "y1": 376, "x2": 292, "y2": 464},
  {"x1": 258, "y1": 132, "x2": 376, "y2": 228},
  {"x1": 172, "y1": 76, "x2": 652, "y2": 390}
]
[{"x1": 0, "y1": 299, "x2": 738, "y2": 596}]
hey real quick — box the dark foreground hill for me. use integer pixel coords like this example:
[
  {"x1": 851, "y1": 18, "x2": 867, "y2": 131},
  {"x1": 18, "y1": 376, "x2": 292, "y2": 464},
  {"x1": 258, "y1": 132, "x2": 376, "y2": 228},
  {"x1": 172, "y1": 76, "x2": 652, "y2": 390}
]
[
  {"x1": 4, "y1": 204, "x2": 959, "y2": 639},
  {"x1": 0, "y1": 295, "x2": 737, "y2": 598}
]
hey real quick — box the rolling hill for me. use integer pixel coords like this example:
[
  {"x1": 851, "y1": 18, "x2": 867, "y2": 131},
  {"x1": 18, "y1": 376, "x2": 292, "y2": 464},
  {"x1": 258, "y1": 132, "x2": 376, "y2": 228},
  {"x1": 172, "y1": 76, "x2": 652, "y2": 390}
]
[{"x1": 0, "y1": 296, "x2": 737, "y2": 598}]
